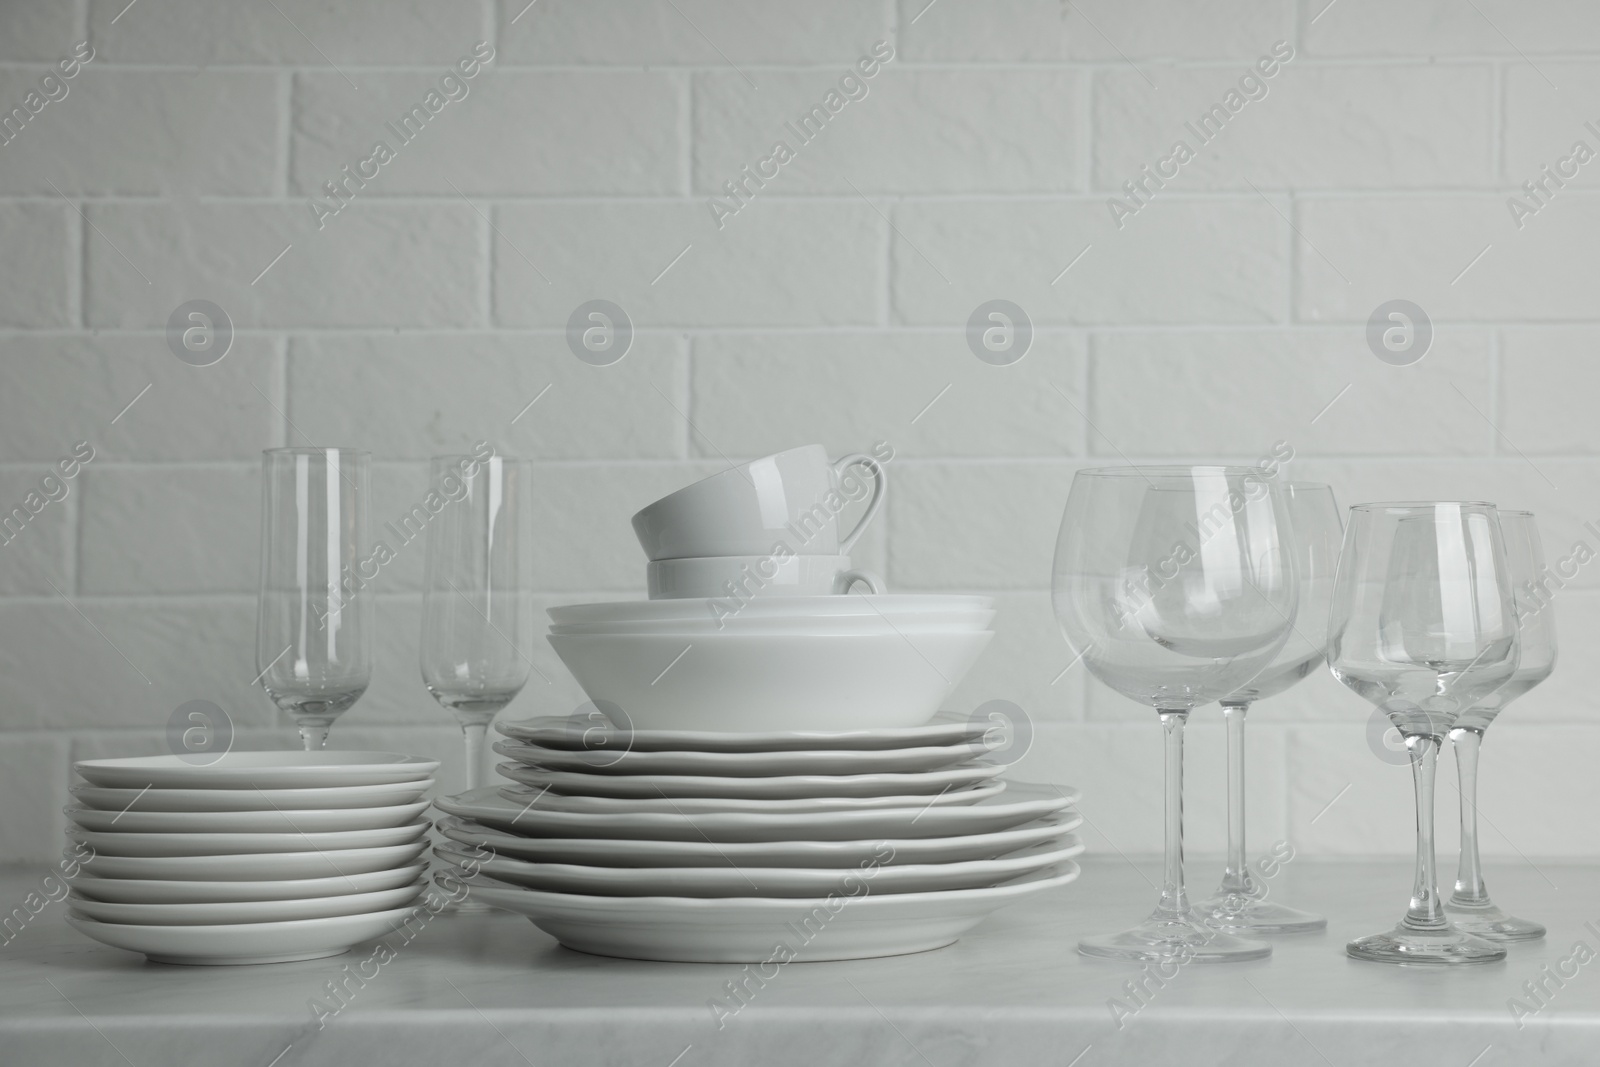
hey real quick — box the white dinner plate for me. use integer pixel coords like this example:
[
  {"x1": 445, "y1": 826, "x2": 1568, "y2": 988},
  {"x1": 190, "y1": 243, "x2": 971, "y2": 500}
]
[
  {"x1": 73, "y1": 752, "x2": 440, "y2": 790},
  {"x1": 67, "y1": 907, "x2": 420, "y2": 965},
  {"x1": 491, "y1": 738, "x2": 993, "y2": 777},
  {"x1": 68, "y1": 821, "x2": 430, "y2": 857},
  {"x1": 492, "y1": 778, "x2": 1004, "y2": 815},
  {"x1": 434, "y1": 782, "x2": 1078, "y2": 842},
  {"x1": 496, "y1": 711, "x2": 993, "y2": 753},
  {"x1": 451, "y1": 861, "x2": 1081, "y2": 962},
  {"x1": 68, "y1": 880, "x2": 427, "y2": 926},
  {"x1": 75, "y1": 842, "x2": 428, "y2": 881},
  {"x1": 439, "y1": 811, "x2": 1082, "y2": 867},
  {"x1": 495, "y1": 761, "x2": 1005, "y2": 800},
  {"x1": 71, "y1": 780, "x2": 434, "y2": 812},
  {"x1": 435, "y1": 836, "x2": 1083, "y2": 897},
  {"x1": 73, "y1": 864, "x2": 427, "y2": 904},
  {"x1": 66, "y1": 801, "x2": 430, "y2": 834}
]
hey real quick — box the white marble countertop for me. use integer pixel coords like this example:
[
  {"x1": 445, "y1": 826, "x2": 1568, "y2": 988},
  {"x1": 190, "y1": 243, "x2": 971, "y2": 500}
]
[{"x1": 1, "y1": 858, "x2": 1595, "y2": 1066}]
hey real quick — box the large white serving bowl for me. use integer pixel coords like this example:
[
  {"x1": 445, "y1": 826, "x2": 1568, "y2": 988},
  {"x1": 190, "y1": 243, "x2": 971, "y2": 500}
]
[
  {"x1": 66, "y1": 907, "x2": 420, "y2": 965},
  {"x1": 547, "y1": 630, "x2": 993, "y2": 732},
  {"x1": 549, "y1": 595, "x2": 993, "y2": 627},
  {"x1": 67, "y1": 880, "x2": 427, "y2": 925},
  {"x1": 74, "y1": 752, "x2": 439, "y2": 790},
  {"x1": 449, "y1": 862, "x2": 1081, "y2": 963},
  {"x1": 68, "y1": 821, "x2": 430, "y2": 858},
  {"x1": 66, "y1": 801, "x2": 430, "y2": 834},
  {"x1": 73, "y1": 864, "x2": 427, "y2": 904},
  {"x1": 70, "y1": 780, "x2": 434, "y2": 812},
  {"x1": 547, "y1": 611, "x2": 995, "y2": 637},
  {"x1": 435, "y1": 837, "x2": 1083, "y2": 897}
]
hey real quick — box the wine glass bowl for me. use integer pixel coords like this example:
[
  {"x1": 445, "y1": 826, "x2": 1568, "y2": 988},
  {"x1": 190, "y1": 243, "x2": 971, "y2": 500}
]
[
  {"x1": 1054, "y1": 466, "x2": 1298, "y2": 964},
  {"x1": 255, "y1": 447, "x2": 373, "y2": 751},
  {"x1": 1328, "y1": 502, "x2": 1520, "y2": 965}
]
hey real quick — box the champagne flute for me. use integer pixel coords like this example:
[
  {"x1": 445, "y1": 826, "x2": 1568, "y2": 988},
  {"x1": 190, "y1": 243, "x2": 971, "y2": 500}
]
[
  {"x1": 1054, "y1": 466, "x2": 1298, "y2": 963},
  {"x1": 255, "y1": 447, "x2": 373, "y2": 751},
  {"x1": 1196, "y1": 482, "x2": 1341, "y2": 934},
  {"x1": 1447, "y1": 510, "x2": 1554, "y2": 941},
  {"x1": 1329, "y1": 502, "x2": 1519, "y2": 965},
  {"x1": 421, "y1": 453, "x2": 534, "y2": 794}
]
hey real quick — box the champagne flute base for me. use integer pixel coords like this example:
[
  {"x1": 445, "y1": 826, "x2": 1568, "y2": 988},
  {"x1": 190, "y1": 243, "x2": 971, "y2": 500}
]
[
  {"x1": 1079, "y1": 915, "x2": 1272, "y2": 964},
  {"x1": 1445, "y1": 901, "x2": 1545, "y2": 942},
  {"x1": 1346, "y1": 924, "x2": 1506, "y2": 965},
  {"x1": 1193, "y1": 893, "x2": 1327, "y2": 935}
]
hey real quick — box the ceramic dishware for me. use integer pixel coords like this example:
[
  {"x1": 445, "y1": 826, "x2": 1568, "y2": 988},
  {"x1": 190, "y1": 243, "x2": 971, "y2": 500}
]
[
  {"x1": 647, "y1": 554, "x2": 883, "y2": 600},
  {"x1": 67, "y1": 907, "x2": 420, "y2": 965},
  {"x1": 73, "y1": 752, "x2": 439, "y2": 790},
  {"x1": 68, "y1": 881, "x2": 427, "y2": 926}
]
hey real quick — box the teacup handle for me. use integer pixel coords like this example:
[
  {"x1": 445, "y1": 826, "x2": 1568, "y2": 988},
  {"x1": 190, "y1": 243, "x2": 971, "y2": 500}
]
[
  {"x1": 834, "y1": 568, "x2": 884, "y2": 595},
  {"x1": 830, "y1": 453, "x2": 887, "y2": 553}
]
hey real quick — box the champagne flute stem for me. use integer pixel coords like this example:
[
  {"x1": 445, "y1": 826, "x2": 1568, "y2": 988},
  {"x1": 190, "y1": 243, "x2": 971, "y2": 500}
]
[
  {"x1": 1219, "y1": 702, "x2": 1256, "y2": 897},
  {"x1": 1155, "y1": 710, "x2": 1190, "y2": 921},
  {"x1": 1402, "y1": 733, "x2": 1448, "y2": 932},
  {"x1": 1451, "y1": 726, "x2": 1490, "y2": 906}
]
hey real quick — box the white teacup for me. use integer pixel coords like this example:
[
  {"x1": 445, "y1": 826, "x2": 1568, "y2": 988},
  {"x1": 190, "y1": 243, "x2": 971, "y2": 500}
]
[
  {"x1": 647, "y1": 554, "x2": 884, "y2": 600},
  {"x1": 631, "y1": 444, "x2": 887, "y2": 561}
]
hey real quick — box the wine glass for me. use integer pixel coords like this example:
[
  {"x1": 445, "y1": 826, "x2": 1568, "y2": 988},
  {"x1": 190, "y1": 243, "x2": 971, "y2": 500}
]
[
  {"x1": 255, "y1": 447, "x2": 373, "y2": 750},
  {"x1": 1447, "y1": 509, "x2": 1554, "y2": 941},
  {"x1": 420, "y1": 453, "x2": 534, "y2": 794},
  {"x1": 1196, "y1": 482, "x2": 1342, "y2": 934},
  {"x1": 1054, "y1": 466, "x2": 1298, "y2": 963},
  {"x1": 1329, "y1": 502, "x2": 1520, "y2": 965}
]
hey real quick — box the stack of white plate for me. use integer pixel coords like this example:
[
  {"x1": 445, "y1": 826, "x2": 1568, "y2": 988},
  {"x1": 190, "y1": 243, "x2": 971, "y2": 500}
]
[
  {"x1": 65, "y1": 752, "x2": 437, "y2": 965},
  {"x1": 546, "y1": 595, "x2": 997, "y2": 733},
  {"x1": 434, "y1": 716, "x2": 1081, "y2": 962}
]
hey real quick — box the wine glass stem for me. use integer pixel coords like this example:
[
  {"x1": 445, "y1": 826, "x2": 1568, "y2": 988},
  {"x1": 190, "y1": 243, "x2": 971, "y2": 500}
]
[
  {"x1": 1403, "y1": 733, "x2": 1448, "y2": 932},
  {"x1": 297, "y1": 720, "x2": 332, "y2": 751},
  {"x1": 1218, "y1": 702, "x2": 1257, "y2": 897},
  {"x1": 1451, "y1": 726, "x2": 1490, "y2": 906},
  {"x1": 1155, "y1": 709, "x2": 1190, "y2": 921},
  {"x1": 460, "y1": 719, "x2": 489, "y2": 792}
]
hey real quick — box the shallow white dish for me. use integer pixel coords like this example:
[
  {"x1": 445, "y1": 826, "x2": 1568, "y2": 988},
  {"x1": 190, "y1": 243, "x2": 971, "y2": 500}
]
[
  {"x1": 547, "y1": 613, "x2": 995, "y2": 637},
  {"x1": 68, "y1": 820, "x2": 430, "y2": 857},
  {"x1": 74, "y1": 752, "x2": 439, "y2": 790},
  {"x1": 493, "y1": 779, "x2": 1003, "y2": 815},
  {"x1": 439, "y1": 811, "x2": 1081, "y2": 867},
  {"x1": 452, "y1": 861, "x2": 1081, "y2": 962},
  {"x1": 435, "y1": 837, "x2": 1083, "y2": 897},
  {"x1": 66, "y1": 801, "x2": 430, "y2": 834},
  {"x1": 68, "y1": 880, "x2": 427, "y2": 925},
  {"x1": 491, "y1": 739, "x2": 991, "y2": 777},
  {"x1": 496, "y1": 760, "x2": 1005, "y2": 800},
  {"x1": 549, "y1": 595, "x2": 995, "y2": 626},
  {"x1": 76, "y1": 842, "x2": 428, "y2": 881},
  {"x1": 496, "y1": 711, "x2": 992, "y2": 753},
  {"x1": 73, "y1": 864, "x2": 427, "y2": 904},
  {"x1": 66, "y1": 906, "x2": 419, "y2": 965},
  {"x1": 70, "y1": 779, "x2": 434, "y2": 812},
  {"x1": 434, "y1": 783, "x2": 1077, "y2": 842},
  {"x1": 548, "y1": 630, "x2": 993, "y2": 733}
]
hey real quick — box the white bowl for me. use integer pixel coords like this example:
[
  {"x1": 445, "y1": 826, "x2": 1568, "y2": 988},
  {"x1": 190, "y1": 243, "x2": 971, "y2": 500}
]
[
  {"x1": 548, "y1": 611, "x2": 995, "y2": 637},
  {"x1": 546, "y1": 630, "x2": 993, "y2": 732},
  {"x1": 548, "y1": 594, "x2": 994, "y2": 627}
]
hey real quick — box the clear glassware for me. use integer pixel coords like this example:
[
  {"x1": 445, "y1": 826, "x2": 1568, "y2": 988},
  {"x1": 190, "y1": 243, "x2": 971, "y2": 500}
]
[
  {"x1": 255, "y1": 447, "x2": 373, "y2": 750},
  {"x1": 1196, "y1": 482, "x2": 1342, "y2": 935},
  {"x1": 1329, "y1": 502, "x2": 1520, "y2": 965},
  {"x1": 1446, "y1": 510, "x2": 1554, "y2": 942},
  {"x1": 421, "y1": 453, "x2": 535, "y2": 794},
  {"x1": 1054, "y1": 466, "x2": 1299, "y2": 963}
]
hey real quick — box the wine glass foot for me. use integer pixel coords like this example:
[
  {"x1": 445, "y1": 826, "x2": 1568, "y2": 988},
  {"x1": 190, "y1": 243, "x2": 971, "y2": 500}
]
[
  {"x1": 445, "y1": 900, "x2": 495, "y2": 916},
  {"x1": 1346, "y1": 924, "x2": 1506, "y2": 965},
  {"x1": 1079, "y1": 915, "x2": 1272, "y2": 964},
  {"x1": 1445, "y1": 901, "x2": 1545, "y2": 942},
  {"x1": 1193, "y1": 893, "x2": 1327, "y2": 935}
]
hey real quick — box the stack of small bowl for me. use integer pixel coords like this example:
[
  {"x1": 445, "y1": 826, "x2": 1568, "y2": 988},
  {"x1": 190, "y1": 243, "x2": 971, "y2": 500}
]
[
  {"x1": 433, "y1": 446, "x2": 1084, "y2": 962},
  {"x1": 65, "y1": 752, "x2": 436, "y2": 965}
]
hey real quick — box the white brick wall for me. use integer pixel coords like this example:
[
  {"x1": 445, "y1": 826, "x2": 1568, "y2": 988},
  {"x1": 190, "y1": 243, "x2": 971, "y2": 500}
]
[{"x1": 1, "y1": 0, "x2": 1596, "y2": 867}]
